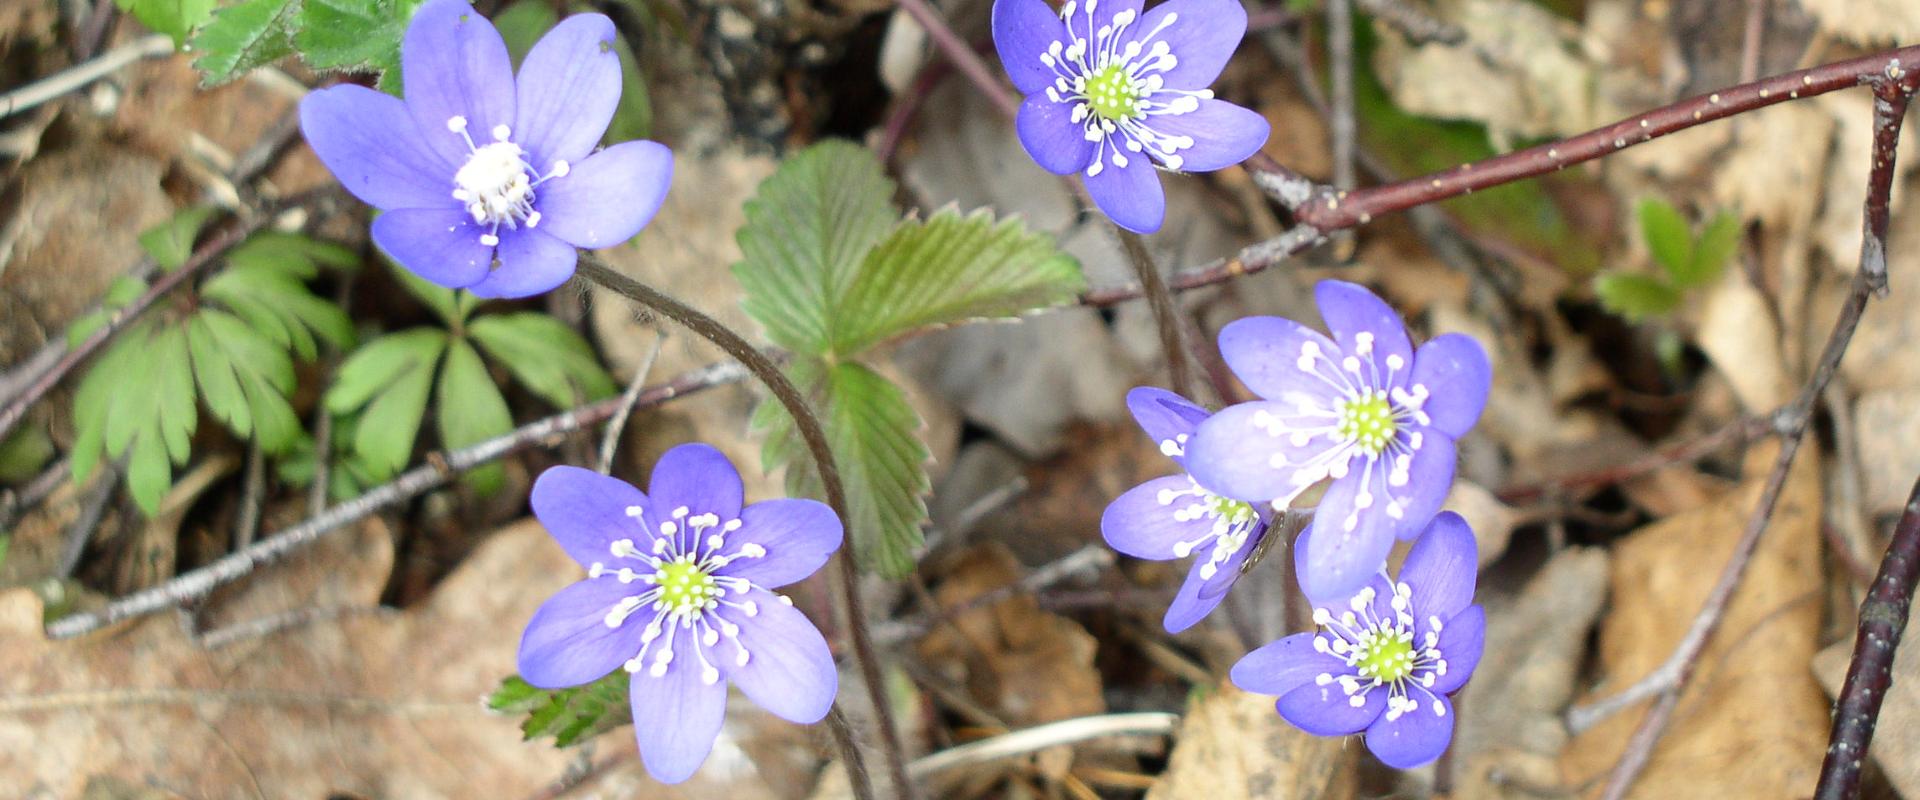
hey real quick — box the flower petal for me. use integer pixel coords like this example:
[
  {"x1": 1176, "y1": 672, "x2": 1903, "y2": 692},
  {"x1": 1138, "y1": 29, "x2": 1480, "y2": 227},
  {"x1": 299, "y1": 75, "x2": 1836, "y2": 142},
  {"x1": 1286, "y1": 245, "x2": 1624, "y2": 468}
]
[
  {"x1": 1184, "y1": 400, "x2": 1324, "y2": 504},
  {"x1": 299, "y1": 85, "x2": 451, "y2": 209},
  {"x1": 1387, "y1": 431, "x2": 1455, "y2": 541},
  {"x1": 1230, "y1": 632, "x2": 1346, "y2": 697},
  {"x1": 1083, "y1": 149, "x2": 1165, "y2": 233},
  {"x1": 371, "y1": 206, "x2": 493, "y2": 288},
  {"x1": 534, "y1": 140, "x2": 674, "y2": 249},
  {"x1": 1409, "y1": 333, "x2": 1491, "y2": 439},
  {"x1": 1278, "y1": 675, "x2": 1384, "y2": 736},
  {"x1": 1147, "y1": 97, "x2": 1269, "y2": 173},
  {"x1": 1400, "y1": 511, "x2": 1477, "y2": 624},
  {"x1": 1163, "y1": 550, "x2": 1228, "y2": 632},
  {"x1": 465, "y1": 227, "x2": 577, "y2": 298},
  {"x1": 1430, "y1": 604, "x2": 1484, "y2": 695},
  {"x1": 648, "y1": 443, "x2": 746, "y2": 548},
  {"x1": 1101, "y1": 474, "x2": 1218, "y2": 560},
  {"x1": 1196, "y1": 520, "x2": 1261, "y2": 600},
  {"x1": 1125, "y1": 386, "x2": 1210, "y2": 459},
  {"x1": 1314, "y1": 281, "x2": 1413, "y2": 389},
  {"x1": 629, "y1": 626, "x2": 728, "y2": 784},
  {"x1": 716, "y1": 498, "x2": 843, "y2": 589},
  {"x1": 513, "y1": 12, "x2": 622, "y2": 169},
  {"x1": 1016, "y1": 92, "x2": 1096, "y2": 175},
  {"x1": 714, "y1": 588, "x2": 838, "y2": 723},
  {"x1": 1364, "y1": 693, "x2": 1454, "y2": 769},
  {"x1": 1300, "y1": 470, "x2": 1398, "y2": 603},
  {"x1": 531, "y1": 465, "x2": 653, "y2": 568},
  {"x1": 517, "y1": 578, "x2": 642, "y2": 688},
  {"x1": 1216, "y1": 315, "x2": 1344, "y2": 404},
  {"x1": 401, "y1": 0, "x2": 517, "y2": 168},
  {"x1": 1132, "y1": 0, "x2": 1246, "y2": 88},
  {"x1": 992, "y1": 0, "x2": 1070, "y2": 95}
]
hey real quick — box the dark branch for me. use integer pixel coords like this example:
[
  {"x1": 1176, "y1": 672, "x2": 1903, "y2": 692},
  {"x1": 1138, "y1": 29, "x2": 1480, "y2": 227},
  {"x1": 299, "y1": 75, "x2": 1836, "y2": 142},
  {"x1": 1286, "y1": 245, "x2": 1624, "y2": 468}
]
[{"x1": 1816, "y1": 475, "x2": 1920, "y2": 800}]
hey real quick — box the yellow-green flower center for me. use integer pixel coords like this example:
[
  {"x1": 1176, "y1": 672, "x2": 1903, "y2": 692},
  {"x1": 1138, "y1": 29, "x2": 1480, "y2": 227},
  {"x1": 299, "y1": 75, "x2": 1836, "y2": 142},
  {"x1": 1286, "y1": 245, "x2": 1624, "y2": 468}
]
[
  {"x1": 1356, "y1": 631, "x2": 1417, "y2": 682},
  {"x1": 1337, "y1": 392, "x2": 1398, "y2": 455},
  {"x1": 1085, "y1": 63, "x2": 1141, "y2": 121},
  {"x1": 654, "y1": 560, "x2": 718, "y2": 615},
  {"x1": 1207, "y1": 494, "x2": 1256, "y2": 526}
]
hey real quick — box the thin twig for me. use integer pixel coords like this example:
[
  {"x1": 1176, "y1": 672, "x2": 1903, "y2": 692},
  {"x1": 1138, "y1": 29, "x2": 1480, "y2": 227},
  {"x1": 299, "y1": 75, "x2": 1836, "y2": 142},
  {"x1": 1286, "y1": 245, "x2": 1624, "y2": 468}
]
[
  {"x1": 1589, "y1": 73, "x2": 1916, "y2": 800},
  {"x1": 573, "y1": 256, "x2": 905, "y2": 800},
  {"x1": 893, "y1": 0, "x2": 1021, "y2": 118},
  {"x1": 1815, "y1": 475, "x2": 1920, "y2": 800},
  {"x1": 1116, "y1": 229, "x2": 1195, "y2": 398},
  {"x1": 233, "y1": 444, "x2": 266, "y2": 549},
  {"x1": 1327, "y1": 0, "x2": 1358, "y2": 198},
  {"x1": 596, "y1": 330, "x2": 664, "y2": 475},
  {"x1": 0, "y1": 33, "x2": 173, "y2": 119},
  {"x1": 1497, "y1": 415, "x2": 1769, "y2": 504},
  {"x1": 825, "y1": 705, "x2": 878, "y2": 800},
  {"x1": 42, "y1": 358, "x2": 749, "y2": 639},
  {"x1": 0, "y1": 456, "x2": 70, "y2": 533},
  {"x1": 904, "y1": 712, "x2": 1177, "y2": 781},
  {"x1": 55, "y1": 465, "x2": 116, "y2": 578}
]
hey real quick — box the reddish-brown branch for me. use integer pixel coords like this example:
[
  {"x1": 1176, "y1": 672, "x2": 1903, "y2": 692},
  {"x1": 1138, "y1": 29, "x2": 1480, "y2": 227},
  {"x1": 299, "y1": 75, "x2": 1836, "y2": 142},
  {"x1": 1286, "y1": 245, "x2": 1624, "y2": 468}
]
[{"x1": 1816, "y1": 475, "x2": 1920, "y2": 799}]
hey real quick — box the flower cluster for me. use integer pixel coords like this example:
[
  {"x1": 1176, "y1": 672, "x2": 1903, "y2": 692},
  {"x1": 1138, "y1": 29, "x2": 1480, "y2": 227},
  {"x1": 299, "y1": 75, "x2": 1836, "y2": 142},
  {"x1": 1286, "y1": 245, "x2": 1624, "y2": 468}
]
[
  {"x1": 991, "y1": 0, "x2": 1270, "y2": 233},
  {"x1": 300, "y1": 0, "x2": 672, "y2": 298},
  {"x1": 517, "y1": 445, "x2": 843, "y2": 783},
  {"x1": 1100, "y1": 280, "x2": 1491, "y2": 767}
]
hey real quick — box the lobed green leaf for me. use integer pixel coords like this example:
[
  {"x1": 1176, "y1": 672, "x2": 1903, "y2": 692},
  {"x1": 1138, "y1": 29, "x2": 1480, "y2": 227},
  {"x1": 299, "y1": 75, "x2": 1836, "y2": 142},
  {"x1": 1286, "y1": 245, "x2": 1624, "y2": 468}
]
[
  {"x1": 116, "y1": 0, "x2": 216, "y2": 45},
  {"x1": 326, "y1": 328, "x2": 446, "y2": 478},
  {"x1": 190, "y1": 0, "x2": 299, "y2": 86},
  {"x1": 434, "y1": 339, "x2": 513, "y2": 494},
  {"x1": 467, "y1": 312, "x2": 617, "y2": 408},
  {"x1": 1677, "y1": 212, "x2": 1742, "y2": 290},
  {"x1": 138, "y1": 206, "x2": 219, "y2": 271},
  {"x1": 1594, "y1": 272, "x2": 1682, "y2": 323},
  {"x1": 1638, "y1": 198, "x2": 1693, "y2": 278},
  {"x1": 489, "y1": 672, "x2": 633, "y2": 748}
]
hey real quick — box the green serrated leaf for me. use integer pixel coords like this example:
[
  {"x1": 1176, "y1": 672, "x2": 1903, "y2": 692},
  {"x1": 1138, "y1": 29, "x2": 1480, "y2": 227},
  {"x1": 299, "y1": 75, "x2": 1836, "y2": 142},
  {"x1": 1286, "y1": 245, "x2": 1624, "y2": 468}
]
[
  {"x1": 467, "y1": 312, "x2": 617, "y2": 408},
  {"x1": 329, "y1": 329, "x2": 445, "y2": 478},
  {"x1": 71, "y1": 322, "x2": 196, "y2": 515},
  {"x1": 295, "y1": 0, "x2": 422, "y2": 83},
  {"x1": 733, "y1": 140, "x2": 898, "y2": 355},
  {"x1": 1638, "y1": 198, "x2": 1693, "y2": 278},
  {"x1": 760, "y1": 360, "x2": 927, "y2": 576},
  {"x1": 117, "y1": 0, "x2": 216, "y2": 45},
  {"x1": 832, "y1": 209, "x2": 1085, "y2": 355},
  {"x1": 139, "y1": 206, "x2": 219, "y2": 270},
  {"x1": 490, "y1": 671, "x2": 632, "y2": 747},
  {"x1": 190, "y1": 0, "x2": 298, "y2": 85},
  {"x1": 192, "y1": 309, "x2": 303, "y2": 451},
  {"x1": 1678, "y1": 212, "x2": 1742, "y2": 290},
  {"x1": 1594, "y1": 272, "x2": 1682, "y2": 323},
  {"x1": 204, "y1": 244, "x2": 355, "y2": 361},
  {"x1": 435, "y1": 339, "x2": 512, "y2": 494}
]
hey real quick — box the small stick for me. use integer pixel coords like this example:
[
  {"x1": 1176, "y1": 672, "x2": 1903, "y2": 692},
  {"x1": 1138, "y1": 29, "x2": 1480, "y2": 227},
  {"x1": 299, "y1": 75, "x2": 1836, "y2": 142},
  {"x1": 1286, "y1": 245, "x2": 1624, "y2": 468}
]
[
  {"x1": 233, "y1": 444, "x2": 266, "y2": 549},
  {"x1": 1116, "y1": 229, "x2": 1195, "y2": 398},
  {"x1": 0, "y1": 33, "x2": 173, "y2": 119},
  {"x1": 1814, "y1": 475, "x2": 1920, "y2": 799},
  {"x1": 595, "y1": 330, "x2": 665, "y2": 475},
  {"x1": 54, "y1": 465, "x2": 116, "y2": 578},
  {"x1": 0, "y1": 456, "x2": 70, "y2": 533},
  {"x1": 892, "y1": 0, "x2": 1021, "y2": 118},
  {"x1": 1497, "y1": 415, "x2": 1769, "y2": 504}
]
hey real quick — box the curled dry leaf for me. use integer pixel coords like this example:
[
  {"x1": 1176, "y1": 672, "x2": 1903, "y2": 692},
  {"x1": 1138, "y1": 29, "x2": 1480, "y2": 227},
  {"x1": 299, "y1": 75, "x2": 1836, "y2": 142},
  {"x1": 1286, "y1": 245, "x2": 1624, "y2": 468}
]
[
  {"x1": 1561, "y1": 441, "x2": 1827, "y2": 798},
  {"x1": 1146, "y1": 684, "x2": 1355, "y2": 800}
]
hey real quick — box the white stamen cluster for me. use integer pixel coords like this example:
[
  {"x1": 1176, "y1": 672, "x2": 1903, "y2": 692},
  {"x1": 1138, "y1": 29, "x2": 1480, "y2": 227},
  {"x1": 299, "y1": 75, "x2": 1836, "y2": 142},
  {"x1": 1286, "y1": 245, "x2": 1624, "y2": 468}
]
[
  {"x1": 445, "y1": 116, "x2": 570, "y2": 248},
  {"x1": 1310, "y1": 581, "x2": 1450, "y2": 722},
  {"x1": 590, "y1": 504, "x2": 773, "y2": 686},
  {"x1": 1156, "y1": 432, "x2": 1259, "y2": 579},
  {"x1": 1038, "y1": 0, "x2": 1211, "y2": 176}
]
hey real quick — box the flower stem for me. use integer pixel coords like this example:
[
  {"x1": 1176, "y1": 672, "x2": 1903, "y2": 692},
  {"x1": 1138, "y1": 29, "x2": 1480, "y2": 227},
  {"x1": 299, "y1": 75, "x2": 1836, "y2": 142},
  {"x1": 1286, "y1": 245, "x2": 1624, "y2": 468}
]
[
  {"x1": 574, "y1": 254, "x2": 914, "y2": 800},
  {"x1": 1115, "y1": 229, "x2": 1196, "y2": 400}
]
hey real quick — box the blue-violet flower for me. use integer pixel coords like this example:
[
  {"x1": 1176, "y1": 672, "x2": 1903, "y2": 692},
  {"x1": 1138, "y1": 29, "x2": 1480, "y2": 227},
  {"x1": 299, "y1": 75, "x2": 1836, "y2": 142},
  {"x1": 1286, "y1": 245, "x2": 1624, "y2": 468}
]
[
  {"x1": 1100, "y1": 387, "x2": 1268, "y2": 632},
  {"x1": 1230, "y1": 511, "x2": 1485, "y2": 769},
  {"x1": 991, "y1": 0, "x2": 1271, "y2": 234},
  {"x1": 1186, "y1": 280, "x2": 1490, "y2": 602},
  {"x1": 516, "y1": 444, "x2": 842, "y2": 784},
  {"x1": 299, "y1": 0, "x2": 673, "y2": 298}
]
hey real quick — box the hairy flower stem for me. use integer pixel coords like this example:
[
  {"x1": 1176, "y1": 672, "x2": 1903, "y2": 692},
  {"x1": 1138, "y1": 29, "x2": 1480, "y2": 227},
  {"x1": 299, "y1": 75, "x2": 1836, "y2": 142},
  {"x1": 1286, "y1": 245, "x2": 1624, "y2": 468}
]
[
  {"x1": 1816, "y1": 475, "x2": 1920, "y2": 800},
  {"x1": 574, "y1": 255, "x2": 911, "y2": 800},
  {"x1": 1116, "y1": 229, "x2": 1196, "y2": 399}
]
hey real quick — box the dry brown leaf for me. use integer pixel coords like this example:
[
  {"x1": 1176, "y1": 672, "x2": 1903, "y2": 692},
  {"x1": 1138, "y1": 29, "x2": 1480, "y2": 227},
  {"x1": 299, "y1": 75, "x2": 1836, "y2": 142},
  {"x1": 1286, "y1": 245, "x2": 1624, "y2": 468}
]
[
  {"x1": 1373, "y1": 0, "x2": 1596, "y2": 145},
  {"x1": 1851, "y1": 389, "x2": 1920, "y2": 519},
  {"x1": 1455, "y1": 547, "x2": 1610, "y2": 799},
  {"x1": 1800, "y1": 0, "x2": 1920, "y2": 45},
  {"x1": 1842, "y1": 187, "x2": 1920, "y2": 394},
  {"x1": 1712, "y1": 102, "x2": 1835, "y2": 228},
  {"x1": 1561, "y1": 441, "x2": 1827, "y2": 798},
  {"x1": 1145, "y1": 684, "x2": 1355, "y2": 800},
  {"x1": 0, "y1": 519, "x2": 796, "y2": 798},
  {"x1": 1813, "y1": 636, "x2": 1920, "y2": 798},
  {"x1": 1695, "y1": 269, "x2": 1793, "y2": 412},
  {"x1": 917, "y1": 543, "x2": 1105, "y2": 727}
]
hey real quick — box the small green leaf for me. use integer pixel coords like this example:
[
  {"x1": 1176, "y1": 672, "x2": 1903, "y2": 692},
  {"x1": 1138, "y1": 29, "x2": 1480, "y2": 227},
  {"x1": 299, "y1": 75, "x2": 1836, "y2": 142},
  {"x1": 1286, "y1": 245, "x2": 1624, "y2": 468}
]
[
  {"x1": 138, "y1": 206, "x2": 219, "y2": 270},
  {"x1": 1594, "y1": 272, "x2": 1682, "y2": 323},
  {"x1": 228, "y1": 231, "x2": 360, "y2": 278},
  {"x1": 1638, "y1": 198, "x2": 1693, "y2": 278},
  {"x1": 116, "y1": 0, "x2": 216, "y2": 45},
  {"x1": 295, "y1": 0, "x2": 423, "y2": 84},
  {"x1": 467, "y1": 312, "x2": 617, "y2": 408},
  {"x1": 831, "y1": 209, "x2": 1084, "y2": 355},
  {"x1": 492, "y1": 0, "x2": 555, "y2": 65},
  {"x1": 66, "y1": 311, "x2": 109, "y2": 350},
  {"x1": 759, "y1": 359, "x2": 928, "y2": 576},
  {"x1": 435, "y1": 339, "x2": 513, "y2": 494},
  {"x1": 733, "y1": 140, "x2": 899, "y2": 355},
  {"x1": 327, "y1": 328, "x2": 446, "y2": 478},
  {"x1": 326, "y1": 327, "x2": 446, "y2": 413},
  {"x1": 489, "y1": 672, "x2": 633, "y2": 747},
  {"x1": 190, "y1": 310, "x2": 303, "y2": 452},
  {"x1": 204, "y1": 240, "x2": 355, "y2": 361},
  {"x1": 386, "y1": 254, "x2": 466, "y2": 324},
  {"x1": 105, "y1": 276, "x2": 150, "y2": 308},
  {"x1": 70, "y1": 322, "x2": 196, "y2": 515},
  {"x1": 0, "y1": 425, "x2": 54, "y2": 482},
  {"x1": 603, "y1": 25, "x2": 651, "y2": 143},
  {"x1": 1678, "y1": 212, "x2": 1742, "y2": 290},
  {"x1": 189, "y1": 0, "x2": 298, "y2": 85}
]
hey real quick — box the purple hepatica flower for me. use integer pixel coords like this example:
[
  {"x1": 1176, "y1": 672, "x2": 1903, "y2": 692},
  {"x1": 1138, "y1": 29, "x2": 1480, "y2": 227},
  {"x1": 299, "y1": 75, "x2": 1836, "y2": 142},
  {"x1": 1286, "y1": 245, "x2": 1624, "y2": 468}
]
[
  {"x1": 1230, "y1": 511, "x2": 1485, "y2": 769},
  {"x1": 1185, "y1": 280, "x2": 1490, "y2": 602},
  {"x1": 1100, "y1": 387, "x2": 1268, "y2": 632},
  {"x1": 991, "y1": 0, "x2": 1271, "y2": 234},
  {"x1": 299, "y1": 0, "x2": 673, "y2": 299},
  {"x1": 516, "y1": 444, "x2": 842, "y2": 784}
]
